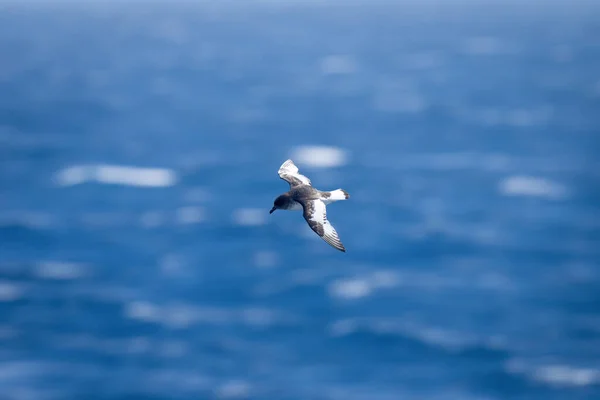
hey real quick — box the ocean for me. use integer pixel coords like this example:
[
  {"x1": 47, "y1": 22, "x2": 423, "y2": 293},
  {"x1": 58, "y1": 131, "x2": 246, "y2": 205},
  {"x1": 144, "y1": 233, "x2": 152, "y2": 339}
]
[{"x1": 0, "y1": 1, "x2": 599, "y2": 399}]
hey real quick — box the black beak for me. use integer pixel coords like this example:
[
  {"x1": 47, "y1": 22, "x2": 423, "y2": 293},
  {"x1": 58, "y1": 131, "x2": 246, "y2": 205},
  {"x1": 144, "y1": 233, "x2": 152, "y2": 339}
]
[{"x1": 269, "y1": 207, "x2": 276, "y2": 214}]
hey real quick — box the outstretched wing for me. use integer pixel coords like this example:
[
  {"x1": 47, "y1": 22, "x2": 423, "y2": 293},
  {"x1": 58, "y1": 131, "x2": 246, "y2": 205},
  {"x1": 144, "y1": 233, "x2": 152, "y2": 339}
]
[
  {"x1": 301, "y1": 199, "x2": 346, "y2": 252},
  {"x1": 278, "y1": 159, "x2": 311, "y2": 188}
]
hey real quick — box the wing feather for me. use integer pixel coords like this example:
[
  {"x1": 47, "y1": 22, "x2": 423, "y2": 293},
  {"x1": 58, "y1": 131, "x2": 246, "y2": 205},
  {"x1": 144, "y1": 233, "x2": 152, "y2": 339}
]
[
  {"x1": 301, "y1": 199, "x2": 346, "y2": 252},
  {"x1": 278, "y1": 159, "x2": 311, "y2": 188}
]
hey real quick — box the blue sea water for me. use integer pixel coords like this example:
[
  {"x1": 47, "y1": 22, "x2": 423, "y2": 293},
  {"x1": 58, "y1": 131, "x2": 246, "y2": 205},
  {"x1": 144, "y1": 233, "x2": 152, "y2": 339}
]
[{"x1": 1, "y1": 1, "x2": 599, "y2": 399}]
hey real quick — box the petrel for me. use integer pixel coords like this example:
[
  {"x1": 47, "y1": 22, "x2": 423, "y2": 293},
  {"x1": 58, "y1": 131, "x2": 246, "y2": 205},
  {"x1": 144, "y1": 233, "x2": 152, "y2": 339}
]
[{"x1": 270, "y1": 159, "x2": 349, "y2": 252}]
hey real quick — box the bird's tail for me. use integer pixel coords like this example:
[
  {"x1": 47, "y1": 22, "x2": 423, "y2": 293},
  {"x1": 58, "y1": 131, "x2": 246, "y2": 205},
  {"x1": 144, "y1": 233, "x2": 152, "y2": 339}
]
[{"x1": 322, "y1": 189, "x2": 350, "y2": 203}]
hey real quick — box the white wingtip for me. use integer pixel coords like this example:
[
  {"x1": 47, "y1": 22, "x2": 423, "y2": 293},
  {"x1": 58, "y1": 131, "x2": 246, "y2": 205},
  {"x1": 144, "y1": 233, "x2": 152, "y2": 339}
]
[
  {"x1": 279, "y1": 159, "x2": 296, "y2": 171},
  {"x1": 329, "y1": 189, "x2": 350, "y2": 200},
  {"x1": 278, "y1": 158, "x2": 312, "y2": 187}
]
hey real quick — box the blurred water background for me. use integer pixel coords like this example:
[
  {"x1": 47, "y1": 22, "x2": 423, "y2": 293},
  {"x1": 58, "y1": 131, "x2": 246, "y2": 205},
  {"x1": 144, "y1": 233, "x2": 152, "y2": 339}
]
[{"x1": 1, "y1": 1, "x2": 599, "y2": 399}]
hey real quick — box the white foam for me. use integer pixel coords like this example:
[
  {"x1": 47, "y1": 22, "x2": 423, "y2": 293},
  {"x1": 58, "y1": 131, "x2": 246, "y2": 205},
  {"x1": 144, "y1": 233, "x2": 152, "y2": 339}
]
[
  {"x1": 533, "y1": 365, "x2": 600, "y2": 387},
  {"x1": 125, "y1": 302, "x2": 290, "y2": 331},
  {"x1": 506, "y1": 359, "x2": 600, "y2": 388},
  {"x1": 499, "y1": 176, "x2": 567, "y2": 199},
  {"x1": 161, "y1": 305, "x2": 234, "y2": 328},
  {"x1": 232, "y1": 208, "x2": 266, "y2": 226},
  {"x1": 54, "y1": 165, "x2": 92, "y2": 186},
  {"x1": 55, "y1": 164, "x2": 177, "y2": 188},
  {"x1": 328, "y1": 278, "x2": 371, "y2": 299},
  {"x1": 320, "y1": 54, "x2": 357, "y2": 75},
  {"x1": 412, "y1": 326, "x2": 473, "y2": 351},
  {"x1": 34, "y1": 261, "x2": 87, "y2": 280},
  {"x1": 0, "y1": 282, "x2": 23, "y2": 302},
  {"x1": 215, "y1": 380, "x2": 251, "y2": 399},
  {"x1": 124, "y1": 301, "x2": 161, "y2": 323},
  {"x1": 291, "y1": 146, "x2": 348, "y2": 168},
  {"x1": 94, "y1": 165, "x2": 176, "y2": 187},
  {"x1": 176, "y1": 206, "x2": 205, "y2": 224},
  {"x1": 328, "y1": 270, "x2": 403, "y2": 301}
]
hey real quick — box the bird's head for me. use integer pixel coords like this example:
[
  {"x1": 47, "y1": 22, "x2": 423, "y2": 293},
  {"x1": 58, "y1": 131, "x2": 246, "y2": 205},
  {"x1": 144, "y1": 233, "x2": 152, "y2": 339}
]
[{"x1": 270, "y1": 194, "x2": 287, "y2": 214}]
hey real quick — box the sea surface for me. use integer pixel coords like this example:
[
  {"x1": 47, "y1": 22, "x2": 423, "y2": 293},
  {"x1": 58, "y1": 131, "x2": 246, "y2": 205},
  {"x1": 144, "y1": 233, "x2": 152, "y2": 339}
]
[{"x1": 1, "y1": 1, "x2": 599, "y2": 399}]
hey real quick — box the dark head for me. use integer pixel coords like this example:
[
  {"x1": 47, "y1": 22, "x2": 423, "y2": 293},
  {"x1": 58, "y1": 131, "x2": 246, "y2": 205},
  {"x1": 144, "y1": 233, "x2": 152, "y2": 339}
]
[{"x1": 269, "y1": 194, "x2": 288, "y2": 214}]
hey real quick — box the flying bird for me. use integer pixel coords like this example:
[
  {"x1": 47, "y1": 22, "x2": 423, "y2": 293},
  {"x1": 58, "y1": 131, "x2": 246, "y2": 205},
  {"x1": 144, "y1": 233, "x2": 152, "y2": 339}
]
[{"x1": 270, "y1": 159, "x2": 349, "y2": 252}]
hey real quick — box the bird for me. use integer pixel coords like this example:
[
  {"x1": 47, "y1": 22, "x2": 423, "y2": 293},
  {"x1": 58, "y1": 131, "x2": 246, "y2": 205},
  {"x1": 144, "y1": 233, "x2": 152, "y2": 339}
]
[{"x1": 270, "y1": 159, "x2": 349, "y2": 252}]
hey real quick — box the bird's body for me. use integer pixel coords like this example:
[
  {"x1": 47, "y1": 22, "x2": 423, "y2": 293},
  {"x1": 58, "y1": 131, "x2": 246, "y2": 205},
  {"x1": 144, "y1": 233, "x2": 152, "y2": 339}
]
[{"x1": 270, "y1": 159, "x2": 349, "y2": 252}]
